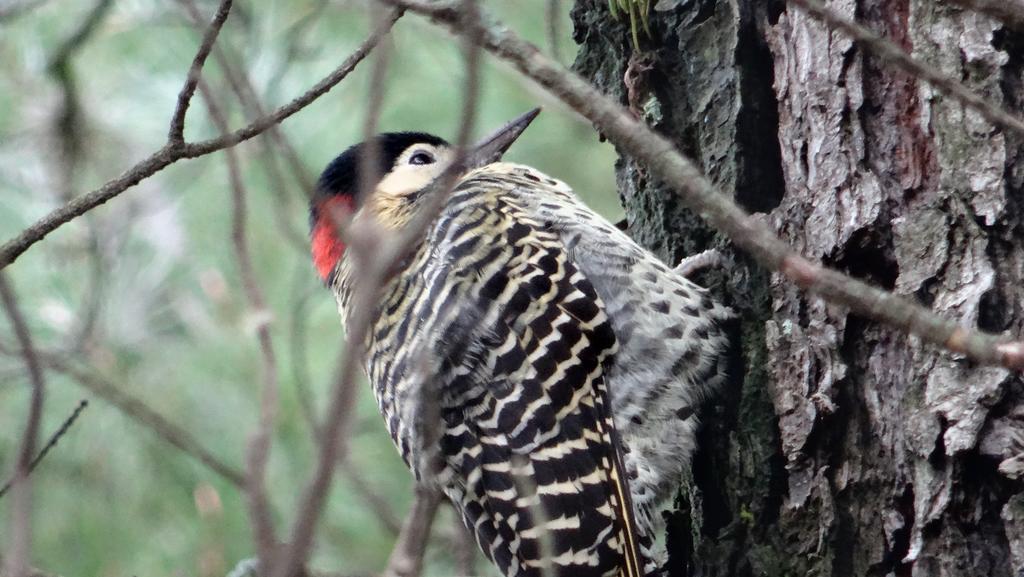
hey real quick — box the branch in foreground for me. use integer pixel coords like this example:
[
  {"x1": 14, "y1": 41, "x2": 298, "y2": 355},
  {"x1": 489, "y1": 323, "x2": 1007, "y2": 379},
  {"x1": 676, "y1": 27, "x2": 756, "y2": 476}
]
[
  {"x1": 177, "y1": 0, "x2": 314, "y2": 251},
  {"x1": 944, "y1": 0, "x2": 1024, "y2": 31},
  {"x1": 270, "y1": 240, "x2": 382, "y2": 577},
  {"x1": 283, "y1": 270, "x2": 404, "y2": 534},
  {"x1": 0, "y1": 273, "x2": 47, "y2": 577},
  {"x1": 390, "y1": 0, "x2": 1024, "y2": 371},
  {"x1": 0, "y1": 400, "x2": 88, "y2": 500},
  {"x1": 787, "y1": 0, "x2": 1024, "y2": 137},
  {"x1": 272, "y1": 3, "x2": 397, "y2": 569},
  {"x1": 0, "y1": 9, "x2": 403, "y2": 272},
  {"x1": 382, "y1": 486, "x2": 443, "y2": 577},
  {"x1": 199, "y1": 81, "x2": 281, "y2": 568},
  {"x1": 273, "y1": 3, "x2": 484, "y2": 573}
]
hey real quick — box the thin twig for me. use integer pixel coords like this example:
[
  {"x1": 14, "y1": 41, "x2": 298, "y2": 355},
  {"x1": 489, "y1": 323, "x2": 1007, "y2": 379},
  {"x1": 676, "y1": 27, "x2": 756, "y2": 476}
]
[
  {"x1": 390, "y1": 0, "x2": 1024, "y2": 370},
  {"x1": 787, "y1": 0, "x2": 1024, "y2": 137},
  {"x1": 0, "y1": 400, "x2": 89, "y2": 500},
  {"x1": 453, "y1": 0, "x2": 483, "y2": 151},
  {"x1": 356, "y1": 4, "x2": 394, "y2": 206},
  {"x1": 272, "y1": 310, "x2": 374, "y2": 577},
  {"x1": 382, "y1": 486, "x2": 443, "y2": 577},
  {"x1": 287, "y1": 273, "x2": 404, "y2": 537},
  {"x1": 199, "y1": 80, "x2": 281, "y2": 565},
  {"x1": 274, "y1": 5, "x2": 398, "y2": 572},
  {"x1": 378, "y1": 4, "x2": 486, "y2": 571},
  {"x1": 168, "y1": 0, "x2": 234, "y2": 144},
  {"x1": 42, "y1": 356, "x2": 247, "y2": 487},
  {"x1": 0, "y1": 10, "x2": 403, "y2": 272},
  {"x1": 273, "y1": 2, "x2": 483, "y2": 572},
  {"x1": 943, "y1": 0, "x2": 1024, "y2": 31},
  {"x1": 0, "y1": 273, "x2": 47, "y2": 577},
  {"x1": 177, "y1": 0, "x2": 314, "y2": 250}
]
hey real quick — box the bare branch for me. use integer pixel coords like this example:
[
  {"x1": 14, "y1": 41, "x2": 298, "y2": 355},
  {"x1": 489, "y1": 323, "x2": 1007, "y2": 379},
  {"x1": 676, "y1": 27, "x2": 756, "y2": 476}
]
[
  {"x1": 274, "y1": 7, "x2": 398, "y2": 571},
  {"x1": 43, "y1": 357, "x2": 246, "y2": 488},
  {"x1": 286, "y1": 272, "x2": 405, "y2": 536},
  {"x1": 177, "y1": 0, "x2": 315, "y2": 250},
  {"x1": 0, "y1": 400, "x2": 88, "y2": 500},
  {"x1": 944, "y1": 0, "x2": 1024, "y2": 31},
  {"x1": 0, "y1": 273, "x2": 47, "y2": 577},
  {"x1": 389, "y1": 0, "x2": 1024, "y2": 370},
  {"x1": 453, "y1": 0, "x2": 483, "y2": 151},
  {"x1": 272, "y1": 315, "x2": 370, "y2": 577},
  {"x1": 179, "y1": 8, "x2": 403, "y2": 158},
  {"x1": 356, "y1": 5, "x2": 395, "y2": 207},
  {"x1": 382, "y1": 486, "x2": 443, "y2": 577},
  {"x1": 168, "y1": 0, "x2": 234, "y2": 144},
  {"x1": 0, "y1": 146, "x2": 174, "y2": 271},
  {"x1": 373, "y1": 4, "x2": 486, "y2": 569},
  {"x1": 787, "y1": 0, "x2": 1024, "y2": 137},
  {"x1": 0, "y1": 10, "x2": 403, "y2": 272},
  {"x1": 277, "y1": 3, "x2": 394, "y2": 571},
  {"x1": 273, "y1": 2, "x2": 484, "y2": 572},
  {"x1": 199, "y1": 80, "x2": 281, "y2": 565}
]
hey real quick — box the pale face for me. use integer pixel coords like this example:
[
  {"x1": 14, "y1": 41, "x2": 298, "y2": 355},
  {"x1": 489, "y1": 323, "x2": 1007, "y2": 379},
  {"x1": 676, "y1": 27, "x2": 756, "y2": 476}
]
[
  {"x1": 359, "y1": 142, "x2": 457, "y2": 230},
  {"x1": 376, "y1": 143, "x2": 457, "y2": 198}
]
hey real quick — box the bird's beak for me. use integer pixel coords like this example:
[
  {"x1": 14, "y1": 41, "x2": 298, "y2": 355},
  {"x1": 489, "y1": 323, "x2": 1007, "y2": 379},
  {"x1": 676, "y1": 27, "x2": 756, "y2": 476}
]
[{"x1": 465, "y1": 107, "x2": 541, "y2": 168}]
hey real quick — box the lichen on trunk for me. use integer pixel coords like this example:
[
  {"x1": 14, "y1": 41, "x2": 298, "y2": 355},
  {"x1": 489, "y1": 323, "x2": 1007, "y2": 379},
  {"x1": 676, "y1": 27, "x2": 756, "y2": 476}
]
[{"x1": 571, "y1": 0, "x2": 1024, "y2": 575}]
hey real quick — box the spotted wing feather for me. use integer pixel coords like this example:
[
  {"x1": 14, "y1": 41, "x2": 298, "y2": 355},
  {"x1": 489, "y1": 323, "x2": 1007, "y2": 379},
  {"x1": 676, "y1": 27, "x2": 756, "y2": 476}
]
[{"x1": 482, "y1": 163, "x2": 735, "y2": 569}]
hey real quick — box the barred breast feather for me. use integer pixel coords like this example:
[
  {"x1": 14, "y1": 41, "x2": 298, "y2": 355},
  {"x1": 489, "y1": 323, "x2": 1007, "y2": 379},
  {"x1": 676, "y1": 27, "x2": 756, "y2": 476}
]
[
  {"x1": 344, "y1": 170, "x2": 647, "y2": 577},
  {"x1": 336, "y1": 162, "x2": 732, "y2": 577},
  {"x1": 461, "y1": 163, "x2": 734, "y2": 570}
]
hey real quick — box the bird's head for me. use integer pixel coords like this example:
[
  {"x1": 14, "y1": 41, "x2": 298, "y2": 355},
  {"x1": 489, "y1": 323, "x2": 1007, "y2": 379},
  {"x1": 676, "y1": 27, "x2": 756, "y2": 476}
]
[{"x1": 309, "y1": 108, "x2": 541, "y2": 283}]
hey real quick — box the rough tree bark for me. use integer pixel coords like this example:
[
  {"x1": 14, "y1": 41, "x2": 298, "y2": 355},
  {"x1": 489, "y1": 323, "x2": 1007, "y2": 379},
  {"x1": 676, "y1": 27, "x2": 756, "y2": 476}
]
[{"x1": 571, "y1": 1, "x2": 1024, "y2": 575}]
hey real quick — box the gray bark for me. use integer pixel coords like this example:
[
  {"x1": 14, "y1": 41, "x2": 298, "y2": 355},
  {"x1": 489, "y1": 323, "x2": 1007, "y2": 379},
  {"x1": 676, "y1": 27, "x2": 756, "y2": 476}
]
[{"x1": 571, "y1": 1, "x2": 1024, "y2": 575}]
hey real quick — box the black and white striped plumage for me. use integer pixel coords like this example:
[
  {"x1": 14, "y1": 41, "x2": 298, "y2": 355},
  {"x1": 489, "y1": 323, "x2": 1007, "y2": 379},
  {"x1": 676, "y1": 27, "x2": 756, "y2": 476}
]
[{"x1": 310, "y1": 116, "x2": 732, "y2": 577}]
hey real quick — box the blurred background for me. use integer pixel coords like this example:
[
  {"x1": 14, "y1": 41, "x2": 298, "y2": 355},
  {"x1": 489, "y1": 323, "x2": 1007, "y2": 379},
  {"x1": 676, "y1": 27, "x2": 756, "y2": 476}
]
[{"x1": 0, "y1": 1, "x2": 621, "y2": 575}]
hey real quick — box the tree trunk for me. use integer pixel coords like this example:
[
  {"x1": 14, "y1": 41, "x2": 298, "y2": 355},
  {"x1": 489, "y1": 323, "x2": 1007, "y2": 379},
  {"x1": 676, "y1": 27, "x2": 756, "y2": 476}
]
[{"x1": 571, "y1": 1, "x2": 1024, "y2": 575}]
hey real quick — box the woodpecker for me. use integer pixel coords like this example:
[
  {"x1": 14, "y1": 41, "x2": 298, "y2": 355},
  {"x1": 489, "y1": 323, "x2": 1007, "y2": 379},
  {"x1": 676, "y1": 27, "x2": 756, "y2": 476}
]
[{"x1": 309, "y1": 109, "x2": 733, "y2": 577}]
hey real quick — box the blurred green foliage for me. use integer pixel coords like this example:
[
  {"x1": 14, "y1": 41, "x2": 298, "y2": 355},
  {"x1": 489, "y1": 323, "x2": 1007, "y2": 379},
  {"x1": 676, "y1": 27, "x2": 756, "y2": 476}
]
[{"x1": 0, "y1": 1, "x2": 621, "y2": 575}]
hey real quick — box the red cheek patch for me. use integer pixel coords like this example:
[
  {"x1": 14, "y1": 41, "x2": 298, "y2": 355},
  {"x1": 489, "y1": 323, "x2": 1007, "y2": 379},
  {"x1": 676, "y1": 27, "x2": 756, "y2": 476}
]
[{"x1": 311, "y1": 196, "x2": 353, "y2": 281}]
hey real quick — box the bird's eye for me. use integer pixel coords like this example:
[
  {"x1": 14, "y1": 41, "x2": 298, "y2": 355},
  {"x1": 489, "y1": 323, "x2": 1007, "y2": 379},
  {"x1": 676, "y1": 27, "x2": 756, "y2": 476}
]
[{"x1": 409, "y1": 151, "x2": 435, "y2": 165}]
